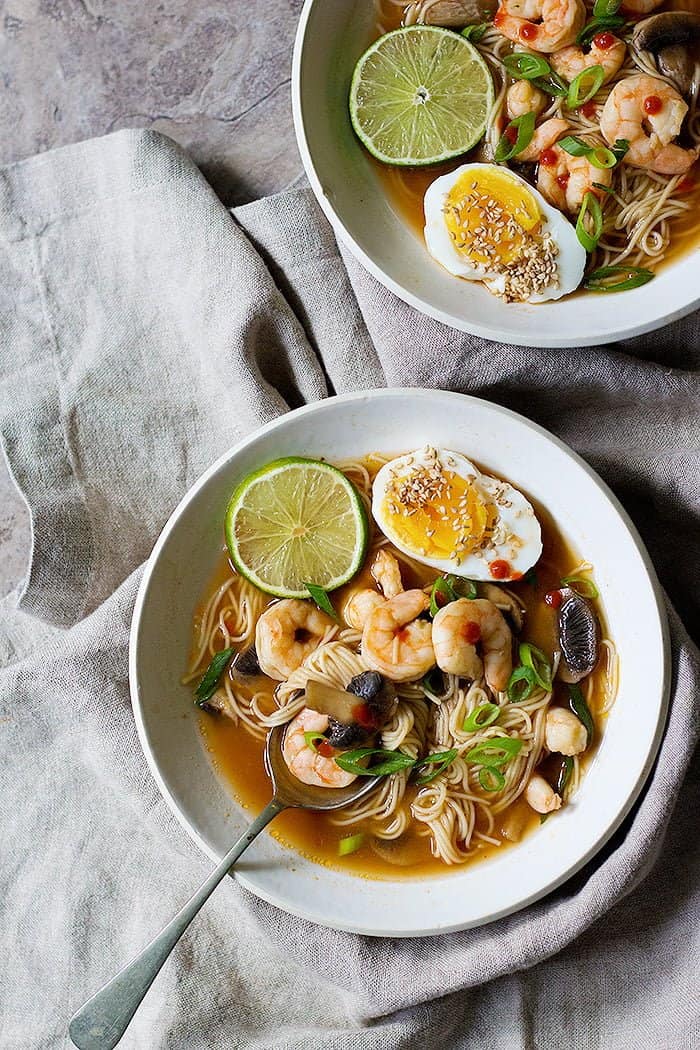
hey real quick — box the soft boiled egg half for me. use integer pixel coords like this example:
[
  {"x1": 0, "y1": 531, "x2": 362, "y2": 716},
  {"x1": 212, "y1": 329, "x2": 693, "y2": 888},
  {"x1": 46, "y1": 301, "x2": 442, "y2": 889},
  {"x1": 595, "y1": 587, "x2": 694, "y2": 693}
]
[
  {"x1": 372, "y1": 447, "x2": 541, "y2": 582},
  {"x1": 424, "y1": 163, "x2": 585, "y2": 303}
]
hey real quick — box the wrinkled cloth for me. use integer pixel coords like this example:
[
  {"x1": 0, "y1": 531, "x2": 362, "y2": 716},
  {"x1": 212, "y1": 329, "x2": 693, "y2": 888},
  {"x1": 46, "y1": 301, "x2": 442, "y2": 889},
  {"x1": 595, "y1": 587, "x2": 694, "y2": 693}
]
[{"x1": 1, "y1": 129, "x2": 699, "y2": 1050}]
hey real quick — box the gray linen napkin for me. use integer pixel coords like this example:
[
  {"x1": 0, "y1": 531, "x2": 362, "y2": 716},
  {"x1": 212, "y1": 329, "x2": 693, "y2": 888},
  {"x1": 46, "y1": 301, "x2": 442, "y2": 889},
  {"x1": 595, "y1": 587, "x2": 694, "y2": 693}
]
[{"x1": 1, "y1": 129, "x2": 698, "y2": 1050}]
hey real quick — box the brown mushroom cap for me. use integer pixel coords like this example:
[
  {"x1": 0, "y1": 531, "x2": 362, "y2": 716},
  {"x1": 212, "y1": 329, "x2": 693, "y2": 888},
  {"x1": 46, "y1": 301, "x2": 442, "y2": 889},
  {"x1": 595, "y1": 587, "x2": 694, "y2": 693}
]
[{"x1": 632, "y1": 12, "x2": 700, "y2": 95}]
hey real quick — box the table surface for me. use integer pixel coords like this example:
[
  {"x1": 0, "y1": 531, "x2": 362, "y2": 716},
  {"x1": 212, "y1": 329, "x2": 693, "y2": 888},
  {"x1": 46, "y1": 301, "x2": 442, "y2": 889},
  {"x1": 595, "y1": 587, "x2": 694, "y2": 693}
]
[{"x1": 0, "y1": 0, "x2": 305, "y2": 599}]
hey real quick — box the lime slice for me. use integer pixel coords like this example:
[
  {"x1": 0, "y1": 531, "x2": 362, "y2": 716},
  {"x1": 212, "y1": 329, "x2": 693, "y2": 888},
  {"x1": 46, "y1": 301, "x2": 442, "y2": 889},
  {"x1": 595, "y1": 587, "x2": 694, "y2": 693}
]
[
  {"x1": 225, "y1": 457, "x2": 369, "y2": 598},
  {"x1": 349, "y1": 26, "x2": 494, "y2": 167}
]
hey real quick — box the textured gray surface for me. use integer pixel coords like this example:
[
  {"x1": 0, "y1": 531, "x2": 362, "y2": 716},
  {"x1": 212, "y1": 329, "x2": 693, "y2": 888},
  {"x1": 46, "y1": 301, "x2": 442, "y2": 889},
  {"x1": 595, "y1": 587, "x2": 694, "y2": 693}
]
[{"x1": 0, "y1": 0, "x2": 305, "y2": 597}]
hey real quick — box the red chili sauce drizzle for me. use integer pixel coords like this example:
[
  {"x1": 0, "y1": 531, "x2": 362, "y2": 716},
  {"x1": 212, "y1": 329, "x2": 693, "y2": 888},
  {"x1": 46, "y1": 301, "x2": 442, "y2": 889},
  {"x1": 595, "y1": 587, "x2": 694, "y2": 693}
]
[
  {"x1": 489, "y1": 559, "x2": 512, "y2": 579},
  {"x1": 644, "y1": 95, "x2": 663, "y2": 115}
]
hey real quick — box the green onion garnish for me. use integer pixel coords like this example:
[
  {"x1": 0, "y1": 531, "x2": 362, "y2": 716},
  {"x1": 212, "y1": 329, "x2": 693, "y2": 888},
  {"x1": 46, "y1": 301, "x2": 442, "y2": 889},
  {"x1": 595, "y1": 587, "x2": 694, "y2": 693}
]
[
  {"x1": 194, "y1": 646, "x2": 235, "y2": 707},
  {"x1": 556, "y1": 755, "x2": 574, "y2": 796},
  {"x1": 583, "y1": 264, "x2": 654, "y2": 292},
  {"x1": 335, "y1": 747, "x2": 416, "y2": 778},
  {"x1": 576, "y1": 16, "x2": 625, "y2": 48},
  {"x1": 304, "y1": 581, "x2": 339, "y2": 622},
  {"x1": 611, "y1": 138, "x2": 629, "y2": 162},
  {"x1": 495, "y1": 111, "x2": 536, "y2": 163},
  {"x1": 461, "y1": 21, "x2": 489, "y2": 42},
  {"x1": 593, "y1": 0, "x2": 621, "y2": 17},
  {"x1": 532, "y1": 71, "x2": 569, "y2": 97},
  {"x1": 576, "y1": 191, "x2": 603, "y2": 252},
  {"x1": 415, "y1": 748, "x2": 459, "y2": 786},
  {"x1": 478, "y1": 766, "x2": 506, "y2": 792},
  {"x1": 507, "y1": 664, "x2": 537, "y2": 703},
  {"x1": 561, "y1": 574, "x2": 599, "y2": 599},
  {"x1": 465, "y1": 737, "x2": 523, "y2": 768},
  {"x1": 558, "y1": 135, "x2": 591, "y2": 157},
  {"x1": 568, "y1": 684, "x2": 595, "y2": 746},
  {"x1": 422, "y1": 666, "x2": 448, "y2": 696},
  {"x1": 592, "y1": 181, "x2": 615, "y2": 194},
  {"x1": 519, "y1": 642, "x2": 552, "y2": 690},
  {"x1": 338, "y1": 833, "x2": 365, "y2": 856},
  {"x1": 304, "y1": 731, "x2": 326, "y2": 753},
  {"x1": 453, "y1": 576, "x2": 479, "y2": 600},
  {"x1": 502, "y1": 53, "x2": 551, "y2": 80},
  {"x1": 463, "y1": 702, "x2": 501, "y2": 733},
  {"x1": 567, "y1": 65, "x2": 605, "y2": 109},
  {"x1": 559, "y1": 136, "x2": 618, "y2": 170},
  {"x1": 429, "y1": 575, "x2": 458, "y2": 617}
]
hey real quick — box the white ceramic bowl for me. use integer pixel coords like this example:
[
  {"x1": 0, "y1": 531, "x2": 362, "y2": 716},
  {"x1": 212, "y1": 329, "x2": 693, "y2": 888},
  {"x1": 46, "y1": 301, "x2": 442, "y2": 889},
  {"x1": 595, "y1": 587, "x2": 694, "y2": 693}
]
[
  {"x1": 291, "y1": 0, "x2": 700, "y2": 347},
  {"x1": 130, "y1": 389, "x2": 669, "y2": 936}
]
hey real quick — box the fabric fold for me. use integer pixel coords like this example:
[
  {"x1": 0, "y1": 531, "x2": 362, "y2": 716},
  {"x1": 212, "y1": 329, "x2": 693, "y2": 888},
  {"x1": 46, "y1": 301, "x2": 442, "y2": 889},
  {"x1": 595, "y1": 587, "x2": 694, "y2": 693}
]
[{"x1": 1, "y1": 129, "x2": 699, "y2": 1049}]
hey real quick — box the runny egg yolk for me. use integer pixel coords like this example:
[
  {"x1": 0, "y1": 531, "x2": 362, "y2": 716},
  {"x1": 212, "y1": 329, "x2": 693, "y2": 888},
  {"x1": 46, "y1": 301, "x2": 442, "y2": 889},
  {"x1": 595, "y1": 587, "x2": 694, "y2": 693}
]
[
  {"x1": 444, "y1": 170, "x2": 543, "y2": 267},
  {"x1": 380, "y1": 468, "x2": 496, "y2": 560}
]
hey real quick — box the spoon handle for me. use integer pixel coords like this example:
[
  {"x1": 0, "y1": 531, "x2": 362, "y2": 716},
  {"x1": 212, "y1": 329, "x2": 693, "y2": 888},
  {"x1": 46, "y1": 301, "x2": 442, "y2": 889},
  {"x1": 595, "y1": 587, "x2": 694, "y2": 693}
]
[{"x1": 69, "y1": 797, "x2": 285, "y2": 1050}]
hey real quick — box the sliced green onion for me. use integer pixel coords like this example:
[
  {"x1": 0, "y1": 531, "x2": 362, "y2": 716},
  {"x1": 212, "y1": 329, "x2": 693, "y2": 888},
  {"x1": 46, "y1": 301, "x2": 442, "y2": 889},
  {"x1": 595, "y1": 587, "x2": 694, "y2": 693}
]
[
  {"x1": 304, "y1": 581, "x2": 339, "y2": 622},
  {"x1": 335, "y1": 747, "x2": 416, "y2": 778},
  {"x1": 415, "y1": 748, "x2": 459, "y2": 786},
  {"x1": 502, "y1": 53, "x2": 551, "y2": 80},
  {"x1": 451, "y1": 575, "x2": 478, "y2": 600},
  {"x1": 532, "y1": 72, "x2": 569, "y2": 97},
  {"x1": 584, "y1": 264, "x2": 654, "y2": 292},
  {"x1": 304, "y1": 731, "x2": 326, "y2": 753},
  {"x1": 568, "y1": 684, "x2": 595, "y2": 746},
  {"x1": 559, "y1": 137, "x2": 617, "y2": 169},
  {"x1": 561, "y1": 574, "x2": 600, "y2": 599},
  {"x1": 478, "y1": 766, "x2": 506, "y2": 792},
  {"x1": 495, "y1": 111, "x2": 536, "y2": 163},
  {"x1": 507, "y1": 664, "x2": 537, "y2": 703},
  {"x1": 567, "y1": 65, "x2": 605, "y2": 109},
  {"x1": 465, "y1": 737, "x2": 523, "y2": 768},
  {"x1": 576, "y1": 191, "x2": 603, "y2": 252},
  {"x1": 338, "y1": 833, "x2": 365, "y2": 856},
  {"x1": 576, "y1": 16, "x2": 625, "y2": 48},
  {"x1": 519, "y1": 642, "x2": 552, "y2": 690},
  {"x1": 429, "y1": 575, "x2": 458, "y2": 617},
  {"x1": 194, "y1": 646, "x2": 235, "y2": 706},
  {"x1": 593, "y1": 0, "x2": 621, "y2": 17},
  {"x1": 592, "y1": 181, "x2": 615, "y2": 194},
  {"x1": 611, "y1": 138, "x2": 629, "y2": 162},
  {"x1": 461, "y1": 21, "x2": 489, "y2": 42},
  {"x1": 422, "y1": 666, "x2": 448, "y2": 696},
  {"x1": 558, "y1": 135, "x2": 591, "y2": 157},
  {"x1": 588, "y1": 146, "x2": 617, "y2": 169},
  {"x1": 556, "y1": 755, "x2": 574, "y2": 796},
  {"x1": 463, "y1": 702, "x2": 501, "y2": 733}
]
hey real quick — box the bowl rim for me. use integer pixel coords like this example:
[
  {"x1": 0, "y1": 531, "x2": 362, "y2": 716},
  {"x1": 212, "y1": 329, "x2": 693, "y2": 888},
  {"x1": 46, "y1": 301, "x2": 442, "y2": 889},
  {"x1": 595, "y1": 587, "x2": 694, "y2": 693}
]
[
  {"x1": 290, "y1": 0, "x2": 700, "y2": 348},
  {"x1": 129, "y1": 388, "x2": 671, "y2": 936}
]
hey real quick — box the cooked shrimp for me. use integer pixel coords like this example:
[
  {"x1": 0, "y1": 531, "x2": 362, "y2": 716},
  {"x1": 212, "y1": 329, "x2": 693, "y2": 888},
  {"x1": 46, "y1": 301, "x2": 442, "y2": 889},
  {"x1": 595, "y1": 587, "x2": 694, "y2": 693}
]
[
  {"x1": 344, "y1": 588, "x2": 385, "y2": 631},
  {"x1": 371, "y1": 549, "x2": 403, "y2": 598},
  {"x1": 550, "y1": 34, "x2": 626, "y2": 84},
  {"x1": 494, "y1": 0, "x2": 586, "y2": 53},
  {"x1": 255, "y1": 599, "x2": 334, "y2": 680},
  {"x1": 545, "y1": 707, "x2": 588, "y2": 755},
  {"x1": 506, "y1": 79, "x2": 548, "y2": 120},
  {"x1": 514, "y1": 117, "x2": 569, "y2": 162},
  {"x1": 537, "y1": 141, "x2": 613, "y2": 213},
  {"x1": 600, "y1": 74, "x2": 698, "y2": 174},
  {"x1": 282, "y1": 708, "x2": 357, "y2": 788},
  {"x1": 362, "y1": 590, "x2": 435, "y2": 682},
  {"x1": 525, "y1": 773, "x2": 562, "y2": 813},
  {"x1": 432, "y1": 598, "x2": 513, "y2": 692}
]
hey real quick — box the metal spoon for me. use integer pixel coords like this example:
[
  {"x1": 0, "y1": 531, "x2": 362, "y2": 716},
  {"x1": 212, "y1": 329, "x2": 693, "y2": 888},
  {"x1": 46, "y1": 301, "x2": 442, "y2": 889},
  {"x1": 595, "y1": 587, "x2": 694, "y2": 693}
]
[{"x1": 69, "y1": 724, "x2": 378, "y2": 1050}]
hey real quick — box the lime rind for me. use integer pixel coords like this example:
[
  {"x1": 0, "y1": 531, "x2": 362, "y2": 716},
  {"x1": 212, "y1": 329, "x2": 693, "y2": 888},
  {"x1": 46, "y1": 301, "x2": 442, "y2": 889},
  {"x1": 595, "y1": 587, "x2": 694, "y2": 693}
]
[
  {"x1": 225, "y1": 457, "x2": 369, "y2": 599},
  {"x1": 349, "y1": 26, "x2": 494, "y2": 167}
]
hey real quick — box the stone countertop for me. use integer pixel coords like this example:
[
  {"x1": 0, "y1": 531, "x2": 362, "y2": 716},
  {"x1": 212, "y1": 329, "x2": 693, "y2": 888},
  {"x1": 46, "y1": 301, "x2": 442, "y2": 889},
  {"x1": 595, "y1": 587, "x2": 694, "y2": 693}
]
[{"x1": 0, "y1": 0, "x2": 305, "y2": 597}]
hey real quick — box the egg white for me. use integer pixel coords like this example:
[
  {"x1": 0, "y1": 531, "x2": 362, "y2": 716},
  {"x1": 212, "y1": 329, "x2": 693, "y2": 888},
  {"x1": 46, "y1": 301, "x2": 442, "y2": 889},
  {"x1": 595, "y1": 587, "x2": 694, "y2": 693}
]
[
  {"x1": 423, "y1": 163, "x2": 586, "y2": 303},
  {"x1": 372, "y1": 447, "x2": 542, "y2": 581}
]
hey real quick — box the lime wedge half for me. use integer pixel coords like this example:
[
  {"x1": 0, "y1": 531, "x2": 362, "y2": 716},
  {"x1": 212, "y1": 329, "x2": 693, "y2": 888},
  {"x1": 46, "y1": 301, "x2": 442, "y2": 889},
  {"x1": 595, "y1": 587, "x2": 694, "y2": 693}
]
[
  {"x1": 225, "y1": 458, "x2": 369, "y2": 598},
  {"x1": 349, "y1": 26, "x2": 494, "y2": 167}
]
